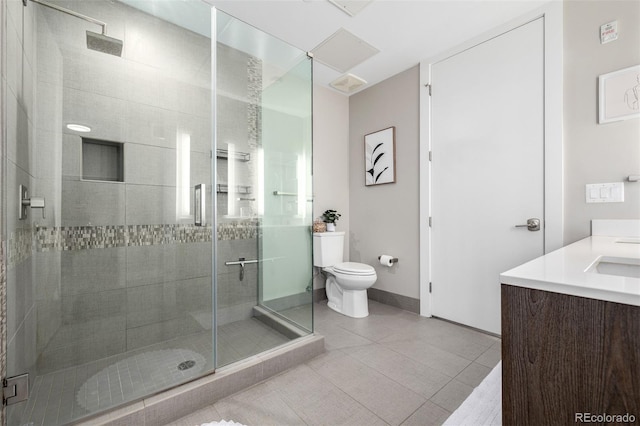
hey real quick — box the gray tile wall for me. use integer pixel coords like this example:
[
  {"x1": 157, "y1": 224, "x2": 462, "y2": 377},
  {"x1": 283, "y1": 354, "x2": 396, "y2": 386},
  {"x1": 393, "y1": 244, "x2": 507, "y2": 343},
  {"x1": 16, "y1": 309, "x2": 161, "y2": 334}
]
[
  {"x1": 215, "y1": 43, "x2": 261, "y2": 324},
  {"x1": 33, "y1": 9, "x2": 65, "y2": 363},
  {"x1": 34, "y1": 221, "x2": 256, "y2": 371},
  {"x1": 29, "y1": 0, "x2": 218, "y2": 373},
  {"x1": 3, "y1": 0, "x2": 267, "y2": 399},
  {"x1": 4, "y1": 0, "x2": 40, "y2": 423}
]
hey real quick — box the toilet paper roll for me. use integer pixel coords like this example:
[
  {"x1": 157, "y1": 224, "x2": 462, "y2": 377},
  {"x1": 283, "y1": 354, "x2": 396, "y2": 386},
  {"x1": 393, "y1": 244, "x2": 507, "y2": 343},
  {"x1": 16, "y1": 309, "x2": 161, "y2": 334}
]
[{"x1": 379, "y1": 255, "x2": 395, "y2": 267}]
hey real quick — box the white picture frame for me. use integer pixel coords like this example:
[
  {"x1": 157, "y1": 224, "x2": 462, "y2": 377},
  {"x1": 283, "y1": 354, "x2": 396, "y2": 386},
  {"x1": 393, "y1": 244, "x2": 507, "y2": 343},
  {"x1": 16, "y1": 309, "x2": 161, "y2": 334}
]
[
  {"x1": 598, "y1": 64, "x2": 640, "y2": 124},
  {"x1": 364, "y1": 126, "x2": 396, "y2": 186}
]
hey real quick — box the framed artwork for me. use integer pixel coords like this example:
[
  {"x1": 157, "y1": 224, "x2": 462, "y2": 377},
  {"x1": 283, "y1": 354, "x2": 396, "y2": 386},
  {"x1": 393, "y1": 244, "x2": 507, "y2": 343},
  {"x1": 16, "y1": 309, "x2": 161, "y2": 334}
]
[
  {"x1": 364, "y1": 126, "x2": 396, "y2": 186},
  {"x1": 598, "y1": 64, "x2": 640, "y2": 124}
]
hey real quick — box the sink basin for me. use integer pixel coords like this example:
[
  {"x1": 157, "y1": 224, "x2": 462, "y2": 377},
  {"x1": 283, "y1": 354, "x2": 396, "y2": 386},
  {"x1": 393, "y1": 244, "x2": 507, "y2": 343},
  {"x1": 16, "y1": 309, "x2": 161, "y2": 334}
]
[{"x1": 586, "y1": 256, "x2": 640, "y2": 278}]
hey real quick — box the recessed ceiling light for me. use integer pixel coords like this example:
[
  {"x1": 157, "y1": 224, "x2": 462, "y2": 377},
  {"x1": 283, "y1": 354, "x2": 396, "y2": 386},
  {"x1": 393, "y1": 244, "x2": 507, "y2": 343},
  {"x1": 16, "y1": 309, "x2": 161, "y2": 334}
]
[{"x1": 66, "y1": 124, "x2": 91, "y2": 132}]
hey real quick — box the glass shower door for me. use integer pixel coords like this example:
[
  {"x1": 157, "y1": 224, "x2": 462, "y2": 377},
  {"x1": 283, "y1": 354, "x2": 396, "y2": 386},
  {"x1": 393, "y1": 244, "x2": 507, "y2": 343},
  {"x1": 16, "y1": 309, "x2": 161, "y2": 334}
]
[
  {"x1": 5, "y1": 0, "x2": 215, "y2": 424},
  {"x1": 259, "y1": 57, "x2": 314, "y2": 332},
  {"x1": 214, "y1": 11, "x2": 313, "y2": 367}
]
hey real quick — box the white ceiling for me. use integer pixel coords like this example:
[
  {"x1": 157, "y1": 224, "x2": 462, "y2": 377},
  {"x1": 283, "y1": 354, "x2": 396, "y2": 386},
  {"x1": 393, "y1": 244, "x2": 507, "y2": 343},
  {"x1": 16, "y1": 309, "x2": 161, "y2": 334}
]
[
  {"x1": 209, "y1": 0, "x2": 551, "y2": 95},
  {"x1": 122, "y1": 0, "x2": 552, "y2": 95}
]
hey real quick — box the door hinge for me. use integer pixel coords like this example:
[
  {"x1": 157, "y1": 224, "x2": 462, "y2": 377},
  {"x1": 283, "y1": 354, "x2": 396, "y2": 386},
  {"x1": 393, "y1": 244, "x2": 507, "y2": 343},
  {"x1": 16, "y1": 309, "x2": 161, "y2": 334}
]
[
  {"x1": 429, "y1": 217, "x2": 432, "y2": 227},
  {"x1": 425, "y1": 84, "x2": 432, "y2": 96},
  {"x1": 3, "y1": 374, "x2": 29, "y2": 406},
  {"x1": 428, "y1": 151, "x2": 432, "y2": 162},
  {"x1": 429, "y1": 282, "x2": 432, "y2": 293}
]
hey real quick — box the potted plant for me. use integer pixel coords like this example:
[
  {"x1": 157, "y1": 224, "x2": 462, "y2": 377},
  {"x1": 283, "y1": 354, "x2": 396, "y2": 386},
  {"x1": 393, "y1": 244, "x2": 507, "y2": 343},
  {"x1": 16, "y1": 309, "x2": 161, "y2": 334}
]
[{"x1": 322, "y1": 209, "x2": 341, "y2": 232}]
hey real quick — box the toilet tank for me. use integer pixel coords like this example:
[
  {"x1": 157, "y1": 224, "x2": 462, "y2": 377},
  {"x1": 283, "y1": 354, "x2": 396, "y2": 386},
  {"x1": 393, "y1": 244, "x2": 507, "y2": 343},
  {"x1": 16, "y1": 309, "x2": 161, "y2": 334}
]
[{"x1": 313, "y1": 232, "x2": 345, "y2": 267}]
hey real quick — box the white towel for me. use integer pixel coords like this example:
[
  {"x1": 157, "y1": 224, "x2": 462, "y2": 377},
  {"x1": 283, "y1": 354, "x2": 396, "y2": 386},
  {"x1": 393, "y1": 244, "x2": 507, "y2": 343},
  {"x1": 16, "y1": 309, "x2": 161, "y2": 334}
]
[{"x1": 443, "y1": 361, "x2": 502, "y2": 426}]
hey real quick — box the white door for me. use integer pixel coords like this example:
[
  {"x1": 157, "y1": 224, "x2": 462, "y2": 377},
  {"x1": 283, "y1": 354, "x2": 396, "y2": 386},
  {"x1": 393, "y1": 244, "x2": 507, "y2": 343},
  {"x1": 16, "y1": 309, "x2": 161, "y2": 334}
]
[{"x1": 430, "y1": 18, "x2": 544, "y2": 334}]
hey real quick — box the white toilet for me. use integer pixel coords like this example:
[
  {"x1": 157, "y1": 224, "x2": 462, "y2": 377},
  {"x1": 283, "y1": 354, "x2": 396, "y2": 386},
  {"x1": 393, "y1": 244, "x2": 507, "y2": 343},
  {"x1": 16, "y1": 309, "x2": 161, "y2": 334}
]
[{"x1": 313, "y1": 232, "x2": 377, "y2": 318}]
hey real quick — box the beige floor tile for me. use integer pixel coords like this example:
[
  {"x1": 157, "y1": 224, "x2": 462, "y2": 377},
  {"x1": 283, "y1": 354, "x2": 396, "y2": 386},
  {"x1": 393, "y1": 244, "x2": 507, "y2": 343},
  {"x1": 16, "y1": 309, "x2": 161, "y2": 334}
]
[
  {"x1": 475, "y1": 341, "x2": 502, "y2": 368},
  {"x1": 343, "y1": 344, "x2": 452, "y2": 399},
  {"x1": 430, "y1": 379, "x2": 474, "y2": 413},
  {"x1": 383, "y1": 339, "x2": 472, "y2": 378},
  {"x1": 313, "y1": 323, "x2": 374, "y2": 350},
  {"x1": 309, "y1": 349, "x2": 426, "y2": 425},
  {"x1": 214, "y1": 383, "x2": 304, "y2": 426},
  {"x1": 455, "y1": 362, "x2": 492, "y2": 387},
  {"x1": 267, "y1": 364, "x2": 387, "y2": 426},
  {"x1": 67, "y1": 300, "x2": 501, "y2": 426},
  {"x1": 401, "y1": 401, "x2": 451, "y2": 426}
]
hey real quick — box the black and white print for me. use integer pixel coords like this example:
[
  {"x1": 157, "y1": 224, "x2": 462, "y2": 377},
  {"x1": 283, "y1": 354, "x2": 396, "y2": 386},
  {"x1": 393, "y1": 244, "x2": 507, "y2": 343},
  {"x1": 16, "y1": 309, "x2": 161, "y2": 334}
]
[{"x1": 365, "y1": 126, "x2": 396, "y2": 185}]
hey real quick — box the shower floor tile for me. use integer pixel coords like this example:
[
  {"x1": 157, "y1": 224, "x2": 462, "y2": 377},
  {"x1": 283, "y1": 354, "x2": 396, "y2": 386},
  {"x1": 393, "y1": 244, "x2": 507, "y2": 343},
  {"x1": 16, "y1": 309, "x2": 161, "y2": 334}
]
[
  {"x1": 12, "y1": 317, "x2": 290, "y2": 426},
  {"x1": 217, "y1": 317, "x2": 291, "y2": 366}
]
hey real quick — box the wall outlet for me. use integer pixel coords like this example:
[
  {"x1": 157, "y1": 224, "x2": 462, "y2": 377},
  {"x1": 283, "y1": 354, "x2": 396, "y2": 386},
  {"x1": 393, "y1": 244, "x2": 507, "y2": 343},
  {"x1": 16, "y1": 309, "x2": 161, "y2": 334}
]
[{"x1": 585, "y1": 182, "x2": 624, "y2": 203}]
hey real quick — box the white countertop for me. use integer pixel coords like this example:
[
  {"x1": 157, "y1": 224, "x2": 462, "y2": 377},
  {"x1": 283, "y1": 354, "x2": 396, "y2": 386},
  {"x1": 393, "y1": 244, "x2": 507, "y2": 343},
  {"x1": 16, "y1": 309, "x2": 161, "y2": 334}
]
[{"x1": 500, "y1": 236, "x2": 640, "y2": 307}]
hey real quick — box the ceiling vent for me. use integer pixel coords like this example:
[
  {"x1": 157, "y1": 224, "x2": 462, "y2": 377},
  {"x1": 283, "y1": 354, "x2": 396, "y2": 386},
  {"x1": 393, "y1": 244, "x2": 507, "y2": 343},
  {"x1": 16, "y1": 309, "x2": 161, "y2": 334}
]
[
  {"x1": 328, "y1": 0, "x2": 373, "y2": 17},
  {"x1": 311, "y1": 28, "x2": 379, "y2": 73},
  {"x1": 330, "y1": 73, "x2": 367, "y2": 94}
]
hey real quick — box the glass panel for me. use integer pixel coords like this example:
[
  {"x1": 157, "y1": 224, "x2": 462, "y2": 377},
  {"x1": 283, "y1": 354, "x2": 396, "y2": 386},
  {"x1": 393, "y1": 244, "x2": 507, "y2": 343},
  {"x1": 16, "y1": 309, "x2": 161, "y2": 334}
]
[
  {"x1": 260, "y1": 58, "x2": 314, "y2": 332},
  {"x1": 215, "y1": 11, "x2": 313, "y2": 367},
  {"x1": 6, "y1": 1, "x2": 214, "y2": 424}
]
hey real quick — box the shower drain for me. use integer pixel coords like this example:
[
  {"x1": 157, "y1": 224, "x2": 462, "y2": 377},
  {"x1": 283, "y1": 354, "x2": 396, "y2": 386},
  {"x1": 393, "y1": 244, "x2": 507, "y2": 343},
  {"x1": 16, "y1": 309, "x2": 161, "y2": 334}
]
[{"x1": 177, "y1": 360, "x2": 197, "y2": 371}]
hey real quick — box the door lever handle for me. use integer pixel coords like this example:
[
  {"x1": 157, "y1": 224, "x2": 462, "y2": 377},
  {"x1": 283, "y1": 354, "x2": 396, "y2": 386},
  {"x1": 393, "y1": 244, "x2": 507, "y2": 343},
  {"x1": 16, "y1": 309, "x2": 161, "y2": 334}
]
[{"x1": 515, "y1": 218, "x2": 540, "y2": 231}]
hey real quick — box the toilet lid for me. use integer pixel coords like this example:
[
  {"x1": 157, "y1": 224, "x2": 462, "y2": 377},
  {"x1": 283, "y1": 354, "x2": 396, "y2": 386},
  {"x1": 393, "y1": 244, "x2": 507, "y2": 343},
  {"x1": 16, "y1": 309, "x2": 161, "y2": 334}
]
[{"x1": 333, "y1": 262, "x2": 376, "y2": 276}]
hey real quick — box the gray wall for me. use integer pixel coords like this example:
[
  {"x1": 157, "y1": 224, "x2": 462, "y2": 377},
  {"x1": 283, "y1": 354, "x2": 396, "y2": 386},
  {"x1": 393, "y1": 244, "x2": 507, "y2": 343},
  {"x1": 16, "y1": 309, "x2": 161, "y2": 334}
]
[
  {"x1": 348, "y1": 66, "x2": 420, "y2": 300},
  {"x1": 563, "y1": 0, "x2": 640, "y2": 243},
  {"x1": 344, "y1": 0, "x2": 640, "y2": 305}
]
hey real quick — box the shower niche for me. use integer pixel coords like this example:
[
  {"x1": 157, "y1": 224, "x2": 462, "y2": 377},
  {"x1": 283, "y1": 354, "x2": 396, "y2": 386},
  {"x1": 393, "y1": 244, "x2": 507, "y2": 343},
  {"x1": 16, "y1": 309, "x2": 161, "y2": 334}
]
[{"x1": 82, "y1": 138, "x2": 124, "y2": 182}]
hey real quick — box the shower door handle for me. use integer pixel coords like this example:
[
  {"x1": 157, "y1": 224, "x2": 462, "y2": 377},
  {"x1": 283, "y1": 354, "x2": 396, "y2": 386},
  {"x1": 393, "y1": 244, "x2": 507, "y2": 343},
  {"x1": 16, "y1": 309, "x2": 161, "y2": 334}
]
[{"x1": 194, "y1": 184, "x2": 205, "y2": 226}]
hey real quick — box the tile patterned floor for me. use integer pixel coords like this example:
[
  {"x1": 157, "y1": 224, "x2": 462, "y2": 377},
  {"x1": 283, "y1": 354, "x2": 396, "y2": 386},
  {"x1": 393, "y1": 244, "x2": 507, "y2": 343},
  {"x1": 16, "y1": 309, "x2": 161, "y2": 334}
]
[
  {"x1": 171, "y1": 300, "x2": 502, "y2": 426},
  {"x1": 11, "y1": 318, "x2": 290, "y2": 426}
]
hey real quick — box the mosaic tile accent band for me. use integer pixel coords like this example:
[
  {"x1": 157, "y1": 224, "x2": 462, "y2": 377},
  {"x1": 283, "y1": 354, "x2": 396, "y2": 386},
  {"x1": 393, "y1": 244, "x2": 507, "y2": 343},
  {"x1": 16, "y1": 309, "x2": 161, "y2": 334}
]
[
  {"x1": 217, "y1": 219, "x2": 260, "y2": 241},
  {"x1": 7, "y1": 228, "x2": 33, "y2": 268},
  {"x1": 247, "y1": 56, "x2": 262, "y2": 150},
  {"x1": 6, "y1": 221, "x2": 258, "y2": 263},
  {"x1": 36, "y1": 224, "x2": 214, "y2": 251}
]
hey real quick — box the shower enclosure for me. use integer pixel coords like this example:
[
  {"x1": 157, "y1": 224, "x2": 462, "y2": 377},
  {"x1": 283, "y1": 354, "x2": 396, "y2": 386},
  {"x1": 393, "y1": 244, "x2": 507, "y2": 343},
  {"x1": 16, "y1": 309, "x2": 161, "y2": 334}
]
[{"x1": 1, "y1": 0, "x2": 313, "y2": 424}]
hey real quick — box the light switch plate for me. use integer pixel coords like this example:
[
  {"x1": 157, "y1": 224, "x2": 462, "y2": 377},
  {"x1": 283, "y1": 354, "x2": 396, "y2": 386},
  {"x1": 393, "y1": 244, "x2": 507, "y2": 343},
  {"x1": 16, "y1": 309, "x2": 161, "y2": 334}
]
[{"x1": 586, "y1": 182, "x2": 624, "y2": 203}]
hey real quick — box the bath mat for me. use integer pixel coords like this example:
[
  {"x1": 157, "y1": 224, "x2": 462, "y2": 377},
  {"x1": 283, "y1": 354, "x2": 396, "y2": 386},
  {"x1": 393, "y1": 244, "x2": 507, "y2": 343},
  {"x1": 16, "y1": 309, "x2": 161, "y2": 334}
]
[
  {"x1": 201, "y1": 421, "x2": 246, "y2": 426},
  {"x1": 76, "y1": 348, "x2": 206, "y2": 412},
  {"x1": 443, "y1": 361, "x2": 502, "y2": 425}
]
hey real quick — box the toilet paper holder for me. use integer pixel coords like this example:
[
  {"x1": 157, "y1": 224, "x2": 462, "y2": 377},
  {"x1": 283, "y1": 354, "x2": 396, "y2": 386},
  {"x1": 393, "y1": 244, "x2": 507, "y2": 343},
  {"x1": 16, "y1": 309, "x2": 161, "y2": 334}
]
[{"x1": 378, "y1": 255, "x2": 398, "y2": 264}]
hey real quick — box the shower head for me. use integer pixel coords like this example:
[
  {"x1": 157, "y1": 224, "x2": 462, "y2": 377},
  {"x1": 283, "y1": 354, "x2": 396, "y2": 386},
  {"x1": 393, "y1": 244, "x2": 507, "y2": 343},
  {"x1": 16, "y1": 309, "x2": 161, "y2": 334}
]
[
  {"x1": 29, "y1": 0, "x2": 123, "y2": 57},
  {"x1": 86, "y1": 31, "x2": 123, "y2": 57}
]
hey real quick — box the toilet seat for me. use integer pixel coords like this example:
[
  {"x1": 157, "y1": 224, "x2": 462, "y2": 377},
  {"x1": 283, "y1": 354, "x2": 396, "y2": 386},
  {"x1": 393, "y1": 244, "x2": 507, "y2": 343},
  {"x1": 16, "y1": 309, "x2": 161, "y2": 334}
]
[{"x1": 333, "y1": 262, "x2": 375, "y2": 276}]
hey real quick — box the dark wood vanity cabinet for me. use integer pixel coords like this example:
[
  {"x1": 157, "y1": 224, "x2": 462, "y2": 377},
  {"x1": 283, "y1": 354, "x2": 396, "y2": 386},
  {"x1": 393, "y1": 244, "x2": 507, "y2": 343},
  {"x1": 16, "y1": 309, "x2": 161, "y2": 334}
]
[{"x1": 501, "y1": 284, "x2": 640, "y2": 425}]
